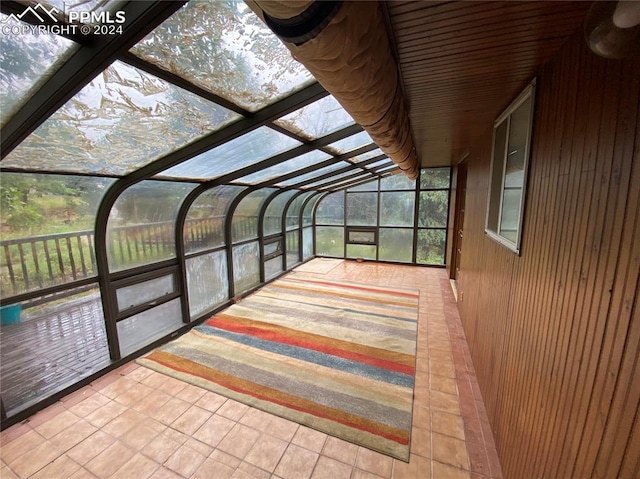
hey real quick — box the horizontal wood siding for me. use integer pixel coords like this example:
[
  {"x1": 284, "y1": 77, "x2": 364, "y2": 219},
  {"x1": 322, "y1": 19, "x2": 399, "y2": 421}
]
[{"x1": 456, "y1": 31, "x2": 640, "y2": 479}]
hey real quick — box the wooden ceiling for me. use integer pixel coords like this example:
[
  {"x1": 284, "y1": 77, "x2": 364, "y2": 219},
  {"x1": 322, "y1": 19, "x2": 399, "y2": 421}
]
[{"x1": 385, "y1": 1, "x2": 592, "y2": 167}]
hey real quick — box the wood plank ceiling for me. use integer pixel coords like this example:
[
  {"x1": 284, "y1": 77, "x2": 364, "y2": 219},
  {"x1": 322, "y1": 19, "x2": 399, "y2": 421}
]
[{"x1": 385, "y1": 1, "x2": 592, "y2": 167}]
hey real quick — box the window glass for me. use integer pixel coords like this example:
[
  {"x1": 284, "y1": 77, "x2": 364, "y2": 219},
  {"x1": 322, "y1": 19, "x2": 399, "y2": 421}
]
[
  {"x1": 349, "y1": 180, "x2": 378, "y2": 192},
  {"x1": 278, "y1": 162, "x2": 350, "y2": 187},
  {"x1": 347, "y1": 230, "x2": 376, "y2": 244},
  {"x1": 233, "y1": 150, "x2": 331, "y2": 185},
  {"x1": 380, "y1": 174, "x2": 416, "y2": 190},
  {"x1": 0, "y1": 14, "x2": 77, "y2": 126},
  {"x1": 106, "y1": 181, "x2": 196, "y2": 271},
  {"x1": 286, "y1": 231, "x2": 300, "y2": 268},
  {"x1": 185, "y1": 185, "x2": 244, "y2": 253},
  {"x1": 158, "y1": 127, "x2": 300, "y2": 181},
  {"x1": 232, "y1": 188, "x2": 276, "y2": 243},
  {"x1": 418, "y1": 191, "x2": 449, "y2": 228},
  {"x1": 315, "y1": 192, "x2": 344, "y2": 225},
  {"x1": 0, "y1": 174, "x2": 114, "y2": 298},
  {"x1": 416, "y1": 229, "x2": 446, "y2": 265},
  {"x1": 349, "y1": 149, "x2": 384, "y2": 163},
  {"x1": 346, "y1": 244, "x2": 376, "y2": 260},
  {"x1": 302, "y1": 194, "x2": 322, "y2": 226},
  {"x1": 263, "y1": 190, "x2": 298, "y2": 236},
  {"x1": 486, "y1": 83, "x2": 534, "y2": 252},
  {"x1": 233, "y1": 241, "x2": 260, "y2": 294},
  {"x1": 346, "y1": 192, "x2": 377, "y2": 226},
  {"x1": 116, "y1": 274, "x2": 175, "y2": 312},
  {"x1": 379, "y1": 229, "x2": 413, "y2": 263},
  {"x1": 315, "y1": 226, "x2": 344, "y2": 257},
  {"x1": 303, "y1": 169, "x2": 364, "y2": 189},
  {"x1": 186, "y1": 250, "x2": 228, "y2": 319},
  {"x1": 265, "y1": 256, "x2": 283, "y2": 280},
  {"x1": 130, "y1": 0, "x2": 313, "y2": 112},
  {"x1": 302, "y1": 227, "x2": 313, "y2": 260},
  {"x1": 286, "y1": 193, "x2": 312, "y2": 230},
  {"x1": 380, "y1": 192, "x2": 415, "y2": 227},
  {"x1": 325, "y1": 131, "x2": 374, "y2": 155},
  {"x1": 420, "y1": 168, "x2": 451, "y2": 190},
  {"x1": 275, "y1": 95, "x2": 354, "y2": 140},
  {"x1": 4, "y1": 61, "x2": 240, "y2": 175}
]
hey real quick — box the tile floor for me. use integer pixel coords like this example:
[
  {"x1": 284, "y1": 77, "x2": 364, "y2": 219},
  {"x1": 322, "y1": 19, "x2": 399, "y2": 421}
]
[{"x1": 0, "y1": 260, "x2": 503, "y2": 479}]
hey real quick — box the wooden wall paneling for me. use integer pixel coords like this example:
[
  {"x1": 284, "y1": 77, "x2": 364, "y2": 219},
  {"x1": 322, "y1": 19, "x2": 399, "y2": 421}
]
[
  {"x1": 618, "y1": 365, "x2": 640, "y2": 478},
  {"x1": 588, "y1": 68, "x2": 640, "y2": 479},
  {"x1": 554, "y1": 57, "x2": 624, "y2": 478}
]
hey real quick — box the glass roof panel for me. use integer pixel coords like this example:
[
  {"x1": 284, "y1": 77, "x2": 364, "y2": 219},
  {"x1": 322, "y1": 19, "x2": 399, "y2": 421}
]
[
  {"x1": 349, "y1": 148, "x2": 385, "y2": 163},
  {"x1": 232, "y1": 150, "x2": 331, "y2": 185},
  {"x1": 304, "y1": 169, "x2": 365, "y2": 189},
  {"x1": 0, "y1": 14, "x2": 77, "y2": 126},
  {"x1": 365, "y1": 159, "x2": 394, "y2": 170},
  {"x1": 325, "y1": 131, "x2": 375, "y2": 155},
  {"x1": 328, "y1": 173, "x2": 374, "y2": 190},
  {"x1": 274, "y1": 95, "x2": 355, "y2": 140},
  {"x1": 157, "y1": 126, "x2": 301, "y2": 181},
  {"x1": 349, "y1": 180, "x2": 379, "y2": 192},
  {"x1": 3, "y1": 60, "x2": 240, "y2": 175},
  {"x1": 130, "y1": 0, "x2": 314, "y2": 112},
  {"x1": 278, "y1": 161, "x2": 351, "y2": 187}
]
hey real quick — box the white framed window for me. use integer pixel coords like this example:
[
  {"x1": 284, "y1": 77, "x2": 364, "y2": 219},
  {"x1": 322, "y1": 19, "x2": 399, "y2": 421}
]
[{"x1": 485, "y1": 80, "x2": 536, "y2": 254}]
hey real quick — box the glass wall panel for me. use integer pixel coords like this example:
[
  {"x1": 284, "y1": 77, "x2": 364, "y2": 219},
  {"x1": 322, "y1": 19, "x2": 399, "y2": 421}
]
[
  {"x1": 0, "y1": 174, "x2": 115, "y2": 298},
  {"x1": 117, "y1": 298, "x2": 183, "y2": 357},
  {"x1": 302, "y1": 194, "x2": 322, "y2": 226},
  {"x1": 416, "y1": 229, "x2": 446, "y2": 265},
  {"x1": 286, "y1": 193, "x2": 312, "y2": 230},
  {"x1": 159, "y1": 127, "x2": 300, "y2": 181},
  {"x1": 265, "y1": 257, "x2": 283, "y2": 281},
  {"x1": 232, "y1": 188, "x2": 276, "y2": 243},
  {"x1": 346, "y1": 244, "x2": 376, "y2": 260},
  {"x1": 302, "y1": 227, "x2": 313, "y2": 260},
  {"x1": 185, "y1": 185, "x2": 244, "y2": 254},
  {"x1": 131, "y1": 0, "x2": 313, "y2": 112},
  {"x1": 275, "y1": 96, "x2": 354, "y2": 140},
  {"x1": 4, "y1": 61, "x2": 240, "y2": 175},
  {"x1": 380, "y1": 192, "x2": 415, "y2": 227},
  {"x1": 233, "y1": 241, "x2": 260, "y2": 294},
  {"x1": 116, "y1": 274, "x2": 175, "y2": 312},
  {"x1": 286, "y1": 231, "x2": 300, "y2": 268},
  {"x1": 233, "y1": 150, "x2": 331, "y2": 185},
  {"x1": 0, "y1": 15, "x2": 77, "y2": 126},
  {"x1": 0, "y1": 284, "x2": 108, "y2": 416},
  {"x1": 186, "y1": 251, "x2": 228, "y2": 319},
  {"x1": 107, "y1": 181, "x2": 196, "y2": 271},
  {"x1": 419, "y1": 191, "x2": 449, "y2": 228},
  {"x1": 346, "y1": 192, "x2": 378, "y2": 226},
  {"x1": 315, "y1": 191, "x2": 344, "y2": 225},
  {"x1": 325, "y1": 131, "x2": 374, "y2": 155},
  {"x1": 420, "y1": 168, "x2": 451, "y2": 190},
  {"x1": 263, "y1": 190, "x2": 297, "y2": 236},
  {"x1": 379, "y1": 229, "x2": 414, "y2": 263},
  {"x1": 380, "y1": 174, "x2": 416, "y2": 190},
  {"x1": 316, "y1": 227, "x2": 344, "y2": 257}
]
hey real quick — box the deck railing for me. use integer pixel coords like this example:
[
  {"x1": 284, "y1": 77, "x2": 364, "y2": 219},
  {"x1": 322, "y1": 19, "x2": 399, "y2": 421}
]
[{"x1": 0, "y1": 216, "x2": 257, "y2": 299}]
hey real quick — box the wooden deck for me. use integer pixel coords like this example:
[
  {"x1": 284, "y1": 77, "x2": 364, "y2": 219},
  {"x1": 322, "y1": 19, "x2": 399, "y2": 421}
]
[{"x1": 0, "y1": 294, "x2": 111, "y2": 416}]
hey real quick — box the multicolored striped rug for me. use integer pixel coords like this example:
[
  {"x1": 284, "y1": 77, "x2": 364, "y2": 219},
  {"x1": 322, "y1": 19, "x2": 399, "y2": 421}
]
[{"x1": 139, "y1": 275, "x2": 419, "y2": 460}]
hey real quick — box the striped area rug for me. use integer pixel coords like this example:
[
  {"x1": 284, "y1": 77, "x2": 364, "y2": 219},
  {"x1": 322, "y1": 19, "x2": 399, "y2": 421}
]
[{"x1": 139, "y1": 275, "x2": 419, "y2": 460}]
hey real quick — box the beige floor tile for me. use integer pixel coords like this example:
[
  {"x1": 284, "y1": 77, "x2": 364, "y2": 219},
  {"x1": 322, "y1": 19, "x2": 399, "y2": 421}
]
[
  {"x1": 194, "y1": 391, "x2": 228, "y2": 413},
  {"x1": 69, "y1": 467, "x2": 99, "y2": 478},
  {"x1": 0, "y1": 430, "x2": 46, "y2": 464},
  {"x1": 244, "y1": 433, "x2": 288, "y2": 472},
  {"x1": 120, "y1": 420, "x2": 166, "y2": 450},
  {"x1": 239, "y1": 408, "x2": 274, "y2": 432},
  {"x1": 102, "y1": 409, "x2": 145, "y2": 438},
  {"x1": 266, "y1": 416, "x2": 299, "y2": 442},
  {"x1": 112, "y1": 383, "x2": 155, "y2": 408},
  {"x1": 184, "y1": 437, "x2": 213, "y2": 457},
  {"x1": 99, "y1": 377, "x2": 137, "y2": 400},
  {"x1": 141, "y1": 434, "x2": 182, "y2": 464},
  {"x1": 123, "y1": 365, "x2": 154, "y2": 383},
  {"x1": 430, "y1": 375, "x2": 458, "y2": 396},
  {"x1": 410, "y1": 427, "x2": 430, "y2": 458},
  {"x1": 49, "y1": 419, "x2": 98, "y2": 452},
  {"x1": 210, "y1": 449, "x2": 242, "y2": 469},
  {"x1": 0, "y1": 423, "x2": 31, "y2": 447},
  {"x1": 391, "y1": 454, "x2": 430, "y2": 479},
  {"x1": 34, "y1": 410, "x2": 81, "y2": 439},
  {"x1": 193, "y1": 413, "x2": 235, "y2": 448},
  {"x1": 67, "y1": 431, "x2": 116, "y2": 465},
  {"x1": 431, "y1": 432, "x2": 469, "y2": 470},
  {"x1": 352, "y1": 469, "x2": 385, "y2": 479},
  {"x1": 140, "y1": 372, "x2": 168, "y2": 389},
  {"x1": 412, "y1": 406, "x2": 430, "y2": 429},
  {"x1": 229, "y1": 469, "x2": 254, "y2": 479},
  {"x1": 191, "y1": 457, "x2": 235, "y2": 479},
  {"x1": 291, "y1": 426, "x2": 327, "y2": 453},
  {"x1": 430, "y1": 361, "x2": 456, "y2": 379},
  {"x1": 431, "y1": 461, "x2": 471, "y2": 479},
  {"x1": 156, "y1": 376, "x2": 188, "y2": 397},
  {"x1": 148, "y1": 397, "x2": 190, "y2": 425},
  {"x1": 273, "y1": 444, "x2": 319, "y2": 479},
  {"x1": 164, "y1": 444, "x2": 206, "y2": 478},
  {"x1": 9, "y1": 441, "x2": 62, "y2": 478},
  {"x1": 85, "y1": 441, "x2": 135, "y2": 479},
  {"x1": 432, "y1": 411, "x2": 465, "y2": 441},
  {"x1": 310, "y1": 456, "x2": 353, "y2": 479},
  {"x1": 237, "y1": 461, "x2": 271, "y2": 478},
  {"x1": 147, "y1": 466, "x2": 182, "y2": 479},
  {"x1": 171, "y1": 405, "x2": 212, "y2": 435},
  {"x1": 217, "y1": 400, "x2": 250, "y2": 421},
  {"x1": 1, "y1": 466, "x2": 19, "y2": 479},
  {"x1": 131, "y1": 390, "x2": 172, "y2": 415},
  {"x1": 67, "y1": 394, "x2": 111, "y2": 419},
  {"x1": 429, "y1": 391, "x2": 460, "y2": 415},
  {"x1": 85, "y1": 402, "x2": 128, "y2": 428},
  {"x1": 110, "y1": 453, "x2": 159, "y2": 479},
  {"x1": 217, "y1": 424, "x2": 261, "y2": 459},
  {"x1": 355, "y1": 447, "x2": 393, "y2": 478},
  {"x1": 321, "y1": 436, "x2": 358, "y2": 465}
]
